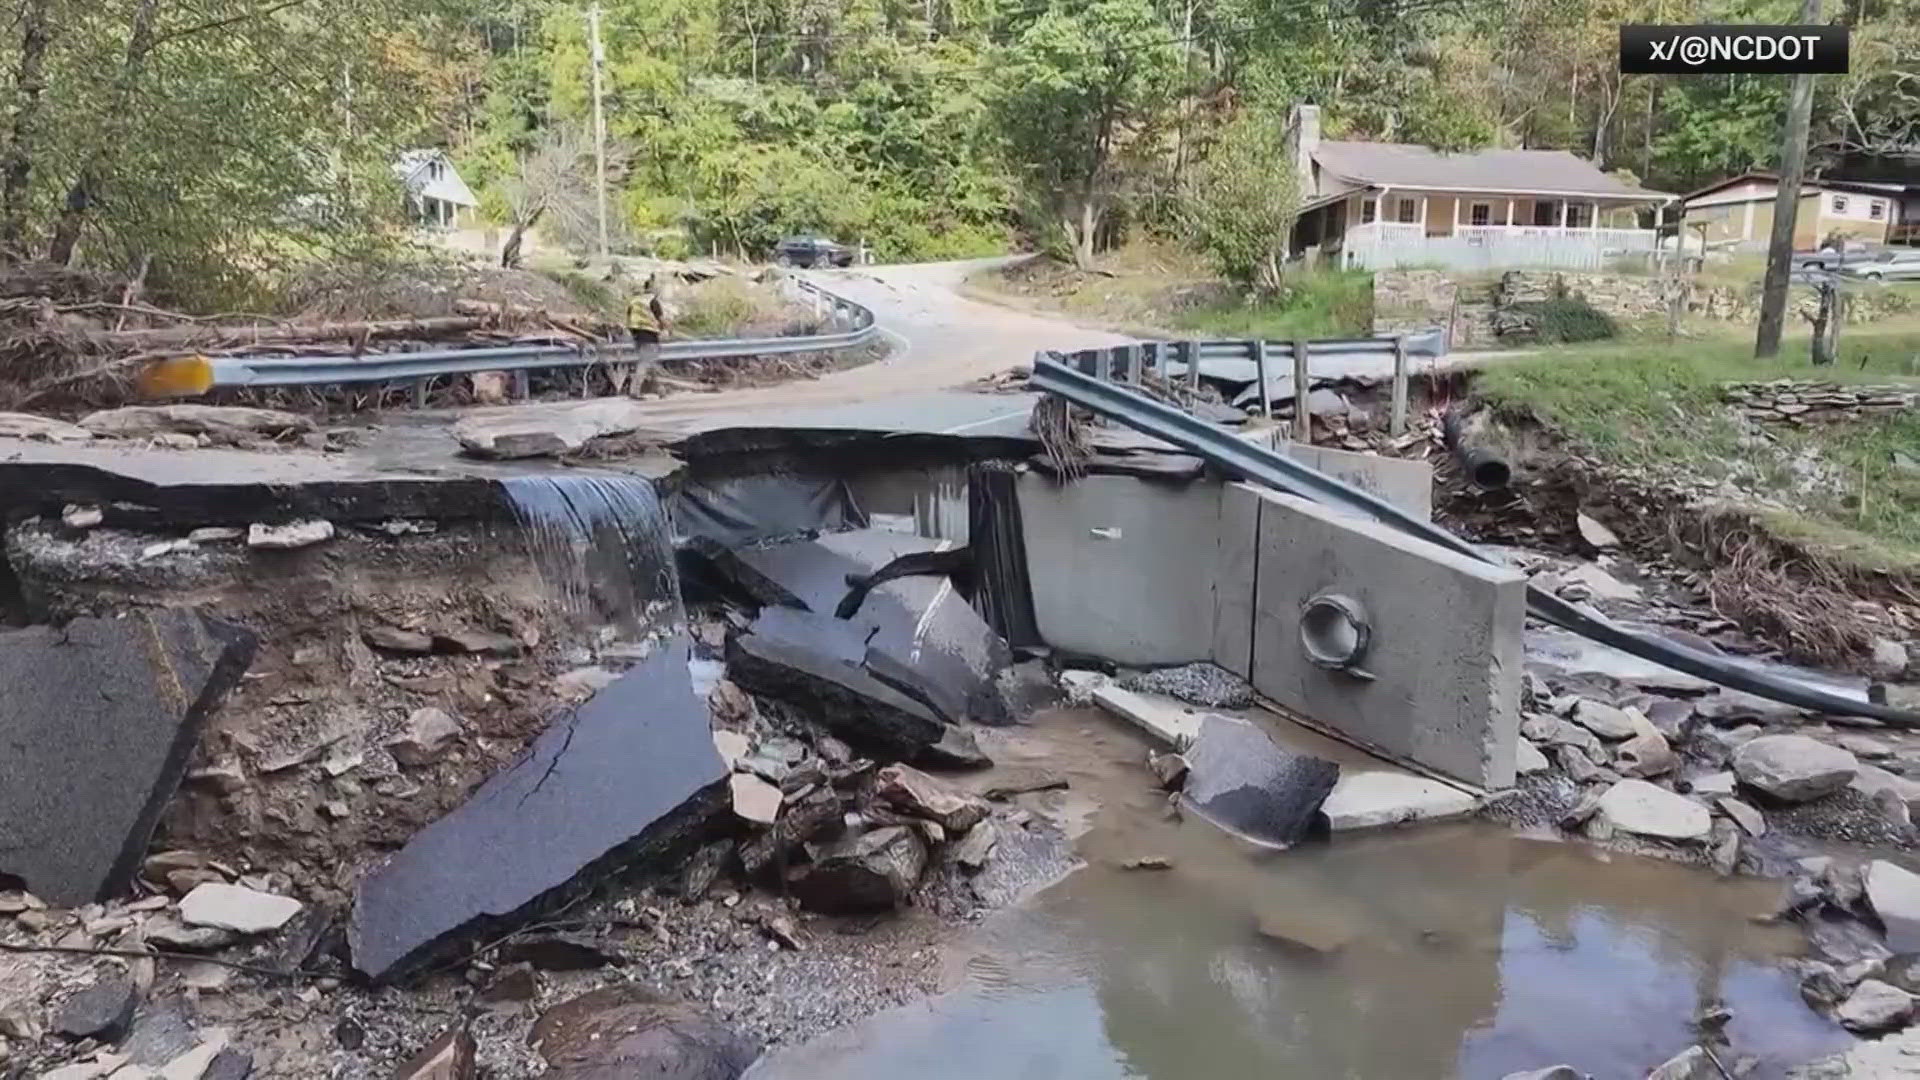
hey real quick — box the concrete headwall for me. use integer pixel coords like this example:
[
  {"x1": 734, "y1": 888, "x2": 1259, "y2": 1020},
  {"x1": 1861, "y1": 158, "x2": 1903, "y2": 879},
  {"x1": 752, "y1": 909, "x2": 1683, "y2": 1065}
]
[{"x1": 1226, "y1": 483, "x2": 1524, "y2": 787}]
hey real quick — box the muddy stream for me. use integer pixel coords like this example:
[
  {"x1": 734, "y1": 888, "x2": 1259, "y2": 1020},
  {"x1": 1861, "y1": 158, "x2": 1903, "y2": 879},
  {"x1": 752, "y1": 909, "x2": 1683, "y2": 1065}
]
[{"x1": 752, "y1": 707, "x2": 1850, "y2": 1080}]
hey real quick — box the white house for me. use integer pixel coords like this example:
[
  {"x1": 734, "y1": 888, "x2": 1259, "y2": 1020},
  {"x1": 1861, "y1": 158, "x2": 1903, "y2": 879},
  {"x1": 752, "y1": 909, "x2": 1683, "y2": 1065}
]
[
  {"x1": 1285, "y1": 105, "x2": 1677, "y2": 272},
  {"x1": 394, "y1": 149, "x2": 478, "y2": 229}
]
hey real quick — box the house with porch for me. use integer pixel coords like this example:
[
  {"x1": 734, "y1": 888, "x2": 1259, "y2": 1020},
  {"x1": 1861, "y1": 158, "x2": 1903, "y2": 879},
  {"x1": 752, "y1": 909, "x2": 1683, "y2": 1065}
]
[
  {"x1": 394, "y1": 149, "x2": 478, "y2": 230},
  {"x1": 1680, "y1": 172, "x2": 1917, "y2": 250},
  {"x1": 1285, "y1": 105, "x2": 1676, "y2": 272}
]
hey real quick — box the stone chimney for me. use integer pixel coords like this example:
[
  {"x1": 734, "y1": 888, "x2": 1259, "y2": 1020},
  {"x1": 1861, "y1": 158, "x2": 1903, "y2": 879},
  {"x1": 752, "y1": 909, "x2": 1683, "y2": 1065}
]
[{"x1": 1289, "y1": 103, "x2": 1321, "y2": 197}]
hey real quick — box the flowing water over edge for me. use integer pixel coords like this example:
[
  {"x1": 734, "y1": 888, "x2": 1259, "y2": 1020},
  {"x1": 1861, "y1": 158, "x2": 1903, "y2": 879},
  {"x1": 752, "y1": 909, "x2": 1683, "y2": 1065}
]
[{"x1": 497, "y1": 472, "x2": 683, "y2": 635}]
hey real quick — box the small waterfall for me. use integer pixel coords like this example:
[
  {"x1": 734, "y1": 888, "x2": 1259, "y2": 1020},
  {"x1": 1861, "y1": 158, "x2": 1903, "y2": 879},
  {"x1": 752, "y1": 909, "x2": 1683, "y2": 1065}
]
[{"x1": 498, "y1": 473, "x2": 683, "y2": 636}]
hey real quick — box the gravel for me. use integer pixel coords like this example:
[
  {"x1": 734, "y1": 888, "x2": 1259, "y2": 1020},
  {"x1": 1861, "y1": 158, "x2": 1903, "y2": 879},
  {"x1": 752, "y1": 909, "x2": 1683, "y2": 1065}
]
[{"x1": 1118, "y1": 663, "x2": 1253, "y2": 710}]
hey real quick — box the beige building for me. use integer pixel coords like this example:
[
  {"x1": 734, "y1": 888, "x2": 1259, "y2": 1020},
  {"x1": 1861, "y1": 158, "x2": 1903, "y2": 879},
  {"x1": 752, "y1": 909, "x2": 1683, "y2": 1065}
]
[{"x1": 1680, "y1": 172, "x2": 1901, "y2": 251}]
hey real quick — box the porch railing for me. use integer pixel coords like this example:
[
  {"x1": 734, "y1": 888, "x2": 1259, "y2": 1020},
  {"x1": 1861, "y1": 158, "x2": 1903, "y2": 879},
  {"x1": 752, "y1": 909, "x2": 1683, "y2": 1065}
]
[{"x1": 1341, "y1": 222, "x2": 1660, "y2": 272}]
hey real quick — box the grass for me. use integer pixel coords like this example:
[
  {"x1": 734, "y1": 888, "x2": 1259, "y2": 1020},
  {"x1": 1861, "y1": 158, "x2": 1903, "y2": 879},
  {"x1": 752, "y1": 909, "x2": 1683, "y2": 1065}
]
[
  {"x1": 1477, "y1": 324, "x2": 1920, "y2": 567},
  {"x1": 1168, "y1": 269, "x2": 1373, "y2": 340}
]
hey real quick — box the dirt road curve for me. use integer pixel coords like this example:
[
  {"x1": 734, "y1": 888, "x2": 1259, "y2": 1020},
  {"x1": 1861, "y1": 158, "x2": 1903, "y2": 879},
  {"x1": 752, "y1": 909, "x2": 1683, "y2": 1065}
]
[{"x1": 622, "y1": 259, "x2": 1132, "y2": 425}]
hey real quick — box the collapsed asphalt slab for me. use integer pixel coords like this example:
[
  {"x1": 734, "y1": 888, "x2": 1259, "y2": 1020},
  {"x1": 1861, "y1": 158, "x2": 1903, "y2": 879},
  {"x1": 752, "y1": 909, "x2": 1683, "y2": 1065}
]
[
  {"x1": 348, "y1": 635, "x2": 727, "y2": 981},
  {"x1": 0, "y1": 609, "x2": 256, "y2": 906},
  {"x1": 1180, "y1": 715, "x2": 1340, "y2": 848},
  {"x1": 723, "y1": 529, "x2": 1013, "y2": 727},
  {"x1": 729, "y1": 606, "x2": 947, "y2": 755}
]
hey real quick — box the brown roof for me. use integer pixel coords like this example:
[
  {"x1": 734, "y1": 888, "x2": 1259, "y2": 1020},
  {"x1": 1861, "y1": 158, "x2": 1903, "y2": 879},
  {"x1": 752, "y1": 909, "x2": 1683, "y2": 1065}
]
[{"x1": 1312, "y1": 141, "x2": 1669, "y2": 200}]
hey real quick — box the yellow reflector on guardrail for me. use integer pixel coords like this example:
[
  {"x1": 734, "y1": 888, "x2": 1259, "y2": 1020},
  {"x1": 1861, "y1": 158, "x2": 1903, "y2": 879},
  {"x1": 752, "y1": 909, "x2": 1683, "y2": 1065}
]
[{"x1": 135, "y1": 355, "x2": 215, "y2": 399}]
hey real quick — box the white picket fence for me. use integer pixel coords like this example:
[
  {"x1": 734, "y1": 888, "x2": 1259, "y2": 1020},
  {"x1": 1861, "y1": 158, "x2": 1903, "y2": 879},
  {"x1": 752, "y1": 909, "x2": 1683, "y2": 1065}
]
[{"x1": 1341, "y1": 223, "x2": 1660, "y2": 272}]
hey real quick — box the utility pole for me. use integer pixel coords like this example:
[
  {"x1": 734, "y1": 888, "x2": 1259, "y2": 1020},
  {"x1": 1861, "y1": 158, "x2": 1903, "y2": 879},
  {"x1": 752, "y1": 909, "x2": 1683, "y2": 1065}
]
[
  {"x1": 587, "y1": 3, "x2": 610, "y2": 263},
  {"x1": 1755, "y1": 0, "x2": 1823, "y2": 358}
]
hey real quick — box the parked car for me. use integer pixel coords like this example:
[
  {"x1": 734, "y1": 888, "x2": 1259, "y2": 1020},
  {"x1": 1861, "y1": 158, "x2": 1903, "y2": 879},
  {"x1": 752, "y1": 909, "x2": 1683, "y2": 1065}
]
[
  {"x1": 772, "y1": 235, "x2": 855, "y2": 268},
  {"x1": 1796, "y1": 239, "x2": 1875, "y2": 271},
  {"x1": 1842, "y1": 249, "x2": 1920, "y2": 281}
]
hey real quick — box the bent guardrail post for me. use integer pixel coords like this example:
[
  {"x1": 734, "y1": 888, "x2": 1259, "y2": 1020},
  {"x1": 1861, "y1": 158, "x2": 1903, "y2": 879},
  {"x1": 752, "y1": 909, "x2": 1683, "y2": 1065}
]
[{"x1": 1030, "y1": 348, "x2": 1920, "y2": 728}]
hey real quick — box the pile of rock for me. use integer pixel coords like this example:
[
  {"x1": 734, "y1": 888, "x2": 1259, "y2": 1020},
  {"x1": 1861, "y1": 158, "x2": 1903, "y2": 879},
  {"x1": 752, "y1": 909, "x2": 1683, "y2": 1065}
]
[{"x1": 1722, "y1": 380, "x2": 1917, "y2": 426}]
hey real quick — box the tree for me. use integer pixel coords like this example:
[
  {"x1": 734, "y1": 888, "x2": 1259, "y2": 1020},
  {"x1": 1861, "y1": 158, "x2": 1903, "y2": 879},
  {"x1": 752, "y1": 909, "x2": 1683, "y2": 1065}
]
[
  {"x1": 1181, "y1": 110, "x2": 1298, "y2": 290},
  {"x1": 989, "y1": 0, "x2": 1181, "y2": 267},
  {"x1": 497, "y1": 124, "x2": 599, "y2": 267}
]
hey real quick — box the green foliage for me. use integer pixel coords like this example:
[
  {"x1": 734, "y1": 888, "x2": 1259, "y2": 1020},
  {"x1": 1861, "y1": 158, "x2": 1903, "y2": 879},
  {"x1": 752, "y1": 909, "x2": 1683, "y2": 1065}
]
[
  {"x1": 1180, "y1": 111, "x2": 1299, "y2": 290},
  {"x1": 1506, "y1": 298, "x2": 1618, "y2": 343},
  {"x1": 1173, "y1": 270, "x2": 1374, "y2": 339}
]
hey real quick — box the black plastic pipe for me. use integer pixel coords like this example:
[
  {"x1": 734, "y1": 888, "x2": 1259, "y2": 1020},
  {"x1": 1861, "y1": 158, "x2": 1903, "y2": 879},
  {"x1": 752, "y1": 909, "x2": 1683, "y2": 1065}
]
[{"x1": 1442, "y1": 407, "x2": 1513, "y2": 490}]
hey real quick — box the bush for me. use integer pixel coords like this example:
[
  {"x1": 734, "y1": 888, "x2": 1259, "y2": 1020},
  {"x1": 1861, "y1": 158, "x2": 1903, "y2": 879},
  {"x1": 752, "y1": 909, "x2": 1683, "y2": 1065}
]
[{"x1": 1506, "y1": 297, "x2": 1617, "y2": 343}]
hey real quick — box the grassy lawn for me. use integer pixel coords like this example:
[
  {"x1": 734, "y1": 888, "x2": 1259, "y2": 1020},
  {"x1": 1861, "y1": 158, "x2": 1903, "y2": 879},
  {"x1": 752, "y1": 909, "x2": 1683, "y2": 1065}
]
[{"x1": 1477, "y1": 324, "x2": 1920, "y2": 567}]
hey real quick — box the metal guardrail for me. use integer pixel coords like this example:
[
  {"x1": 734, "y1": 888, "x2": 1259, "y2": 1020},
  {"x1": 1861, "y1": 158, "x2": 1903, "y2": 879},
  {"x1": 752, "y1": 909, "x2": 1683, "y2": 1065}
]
[
  {"x1": 1030, "y1": 350, "x2": 1919, "y2": 727},
  {"x1": 144, "y1": 275, "x2": 879, "y2": 394}
]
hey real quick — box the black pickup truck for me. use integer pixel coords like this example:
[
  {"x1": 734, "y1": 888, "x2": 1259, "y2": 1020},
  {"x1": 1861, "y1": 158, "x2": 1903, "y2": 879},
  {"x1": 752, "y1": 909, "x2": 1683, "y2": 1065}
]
[{"x1": 772, "y1": 235, "x2": 856, "y2": 268}]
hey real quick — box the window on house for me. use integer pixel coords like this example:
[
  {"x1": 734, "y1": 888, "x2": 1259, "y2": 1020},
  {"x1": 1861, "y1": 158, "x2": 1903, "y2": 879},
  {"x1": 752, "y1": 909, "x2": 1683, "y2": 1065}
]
[
  {"x1": 1871, "y1": 201, "x2": 1886, "y2": 221},
  {"x1": 1832, "y1": 195, "x2": 1849, "y2": 213},
  {"x1": 1469, "y1": 202, "x2": 1492, "y2": 226},
  {"x1": 1395, "y1": 197, "x2": 1418, "y2": 224},
  {"x1": 1567, "y1": 203, "x2": 1594, "y2": 228},
  {"x1": 1532, "y1": 200, "x2": 1561, "y2": 226},
  {"x1": 1360, "y1": 199, "x2": 1377, "y2": 224}
]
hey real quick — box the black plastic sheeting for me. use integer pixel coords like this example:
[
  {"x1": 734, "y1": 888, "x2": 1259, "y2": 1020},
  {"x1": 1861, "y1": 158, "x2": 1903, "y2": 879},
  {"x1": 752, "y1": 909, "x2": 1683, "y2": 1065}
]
[
  {"x1": 670, "y1": 475, "x2": 866, "y2": 549},
  {"x1": 967, "y1": 463, "x2": 1043, "y2": 652}
]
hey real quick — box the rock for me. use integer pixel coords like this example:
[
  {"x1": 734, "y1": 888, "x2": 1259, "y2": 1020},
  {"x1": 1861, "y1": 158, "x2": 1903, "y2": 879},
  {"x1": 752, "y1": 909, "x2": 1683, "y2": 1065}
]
[
  {"x1": 729, "y1": 773, "x2": 783, "y2": 826},
  {"x1": 481, "y1": 964, "x2": 539, "y2": 1006},
  {"x1": 186, "y1": 527, "x2": 243, "y2": 544},
  {"x1": 350, "y1": 638, "x2": 726, "y2": 981},
  {"x1": 157, "y1": 1036, "x2": 230, "y2": 1080},
  {"x1": 554, "y1": 666, "x2": 620, "y2": 702},
  {"x1": 1576, "y1": 513, "x2": 1620, "y2": 549},
  {"x1": 680, "y1": 841, "x2": 734, "y2": 903},
  {"x1": 1836, "y1": 979, "x2": 1915, "y2": 1032},
  {"x1": 761, "y1": 914, "x2": 804, "y2": 951},
  {"x1": 204, "y1": 1049, "x2": 251, "y2": 1080},
  {"x1": 56, "y1": 975, "x2": 139, "y2": 1042},
  {"x1": 1594, "y1": 780, "x2": 1712, "y2": 842},
  {"x1": 951, "y1": 821, "x2": 997, "y2": 872},
  {"x1": 1867, "y1": 861, "x2": 1920, "y2": 952},
  {"x1": 1734, "y1": 735, "x2": 1859, "y2": 802},
  {"x1": 915, "y1": 726, "x2": 993, "y2": 771},
  {"x1": 1123, "y1": 855, "x2": 1172, "y2": 870},
  {"x1": 0, "y1": 411, "x2": 93, "y2": 442},
  {"x1": 385, "y1": 707, "x2": 462, "y2": 767},
  {"x1": 1515, "y1": 738, "x2": 1551, "y2": 776},
  {"x1": 1615, "y1": 730, "x2": 1677, "y2": 778},
  {"x1": 706, "y1": 680, "x2": 755, "y2": 726},
  {"x1": 142, "y1": 916, "x2": 236, "y2": 953},
  {"x1": 1559, "y1": 791, "x2": 1603, "y2": 829},
  {"x1": 79, "y1": 404, "x2": 312, "y2": 440},
  {"x1": 0, "y1": 610, "x2": 256, "y2": 905},
  {"x1": 529, "y1": 986, "x2": 761, "y2": 1080},
  {"x1": 1645, "y1": 700, "x2": 1694, "y2": 737},
  {"x1": 364, "y1": 625, "x2": 434, "y2": 653},
  {"x1": 874, "y1": 764, "x2": 990, "y2": 833},
  {"x1": 454, "y1": 398, "x2": 655, "y2": 459},
  {"x1": 1253, "y1": 908, "x2": 1356, "y2": 956},
  {"x1": 1521, "y1": 715, "x2": 1604, "y2": 758},
  {"x1": 62, "y1": 504, "x2": 103, "y2": 529},
  {"x1": 1571, "y1": 700, "x2": 1638, "y2": 740},
  {"x1": 180, "y1": 883, "x2": 302, "y2": 934},
  {"x1": 392, "y1": 1025, "x2": 476, "y2": 1080},
  {"x1": 1501, "y1": 1068, "x2": 1586, "y2": 1080},
  {"x1": 1149, "y1": 751, "x2": 1192, "y2": 789},
  {"x1": 1840, "y1": 735, "x2": 1894, "y2": 761},
  {"x1": 1709, "y1": 819, "x2": 1742, "y2": 876},
  {"x1": 1803, "y1": 962, "x2": 1849, "y2": 1008},
  {"x1": 792, "y1": 826, "x2": 928, "y2": 914},
  {"x1": 1875, "y1": 787, "x2": 1914, "y2": 831},
  {"x1": 498, "y1": 934, "x2": 624, "y2": 971},
  {"x1": 245, "y1": 520, "x2": 333, "y2": 550},
  {"x1": 1562, "y1": 562, "x2": 1642, "y2": 602},
  {"x1": 1646, "y1": 1046, "x2": 1717, "y2": 1080},
  {"x1": 1871, "y1": 639, "x2": 1911, "y2": 680},
  {"x1": 711, "y1": 730, "x2": 750, "y2": 770},
  {"x1": 433, "y1": 629, "x2": 522, "y2": 656},
  {"x1": 1556, "y1": 745, "x2": 1605, "y2": 784},
  {"x1": 1718, "y1": 797, "x2": 1767, "y2": 837},
  {"x1": 1687, "y1": 772, "x2": 1737, "y2": 798}
]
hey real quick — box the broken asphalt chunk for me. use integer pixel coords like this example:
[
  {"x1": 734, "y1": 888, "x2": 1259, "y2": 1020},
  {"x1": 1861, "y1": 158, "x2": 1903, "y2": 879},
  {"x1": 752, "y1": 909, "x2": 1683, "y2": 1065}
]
[
  {"x1": 348, "y1": 636, "x2": 726, "y2": 981},
  {"x1": 55, "y1": 976, "x2": 138, "y2": 1044},
  {"x1": 728, "y1": 607, "x2": 946, "y2": 755},
  {"x1": 0, "y1": 609, "x2": 256, "y2": 906},
  {"x1": 1180, "y1": 715, "x2": 1338, "y2": 848}
]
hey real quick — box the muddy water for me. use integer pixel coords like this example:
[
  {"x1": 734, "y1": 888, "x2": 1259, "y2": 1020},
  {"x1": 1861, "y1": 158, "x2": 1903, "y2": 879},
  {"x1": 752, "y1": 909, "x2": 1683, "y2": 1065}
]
[{"x1": 750, "y1": 709, "x2": 1852, "y2": 1080}]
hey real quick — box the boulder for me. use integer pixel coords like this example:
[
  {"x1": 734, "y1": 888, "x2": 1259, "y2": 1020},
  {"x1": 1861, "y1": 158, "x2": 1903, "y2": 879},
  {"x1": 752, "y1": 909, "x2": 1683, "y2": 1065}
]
[
  {"x1": 1614, "y1": 731, "x2": 1677, "y2": 778},
  {"x1": 792, "y1": 826, "x2": 928, "y2": 915},
  {"x1": 55, "y1": 976, "x2": 138, "y2": 1043},
  {"x1": 1515, "y1": 738, "x2": 1551, "y2": 777},
  {"x1": 1687, "y1": 772, "x2": 1736, "y2": 797},
  {"x1": 1575, "y1": 513, "x2": 1620, "y2": 549},
  {"x1": 385, "y1": 707, "x2": 463, "y2": 767},
  {"x1": 1836, "y1": 979, "x2": 1915, "y2": 1032},
  {"x1": 1717, "y1": 797, "x2": 1767, "y2": 838},
  {"x1": 1871, "y1": 639, "x2": 1911, "y2": 681},
  {"x1": 1868, "y1": 860, "x2": 1920, "y2": 953},
  {"x1": 530, "y1": 987, "x2": 761, "y2": 1080},
  {"x1": 142, "y1": 916, "x2": 236, "y2": 953},
  {"x1": 873, "y1": 764, "x2": 989, "y2": 833},
  {"x1": 1570, "y1": 700, "x2": 1637, "y2": 740},
  {"x1": 1593, "y1": 780, "x2": 1711, "y2": 842},
  {"x1": 246, "y1": 520, "x2": 333, "y2": 550},
  {"x1": 1519, "y1": 715, "x2": 1604, "y2": 758},
  {"x1": 1734, "y1": 735, "x2": 1858, "y2": 802},
  {"x1": 180, "y1": 883, "x2": 302, "y2": 934}
]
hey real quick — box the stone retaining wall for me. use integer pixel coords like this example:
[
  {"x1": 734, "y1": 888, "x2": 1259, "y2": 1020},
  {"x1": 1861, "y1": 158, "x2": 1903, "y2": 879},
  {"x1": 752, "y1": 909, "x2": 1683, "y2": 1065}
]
[{"x1": 1721, "y1": 380, "x2": 1919, "y2": 425}]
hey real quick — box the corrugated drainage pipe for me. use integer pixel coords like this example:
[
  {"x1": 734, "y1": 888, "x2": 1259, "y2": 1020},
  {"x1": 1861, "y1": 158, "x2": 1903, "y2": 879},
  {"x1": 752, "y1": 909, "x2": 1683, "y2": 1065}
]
[{"x1": 1442, "y1": 406, "x2": 1512, "y2": 490}]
